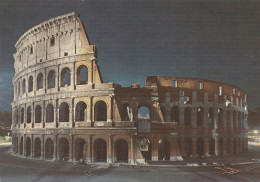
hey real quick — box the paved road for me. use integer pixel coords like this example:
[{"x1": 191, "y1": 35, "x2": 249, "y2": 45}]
[{"x1": 0, "y1": 145, "x2": 260, "y2": 182}]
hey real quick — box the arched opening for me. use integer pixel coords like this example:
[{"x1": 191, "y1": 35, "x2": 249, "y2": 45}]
[
  {"x1": 218, "y1": 108, "x2": 224, "y2": 128},
  {"x1": 226, "y1": 138, "x2": 231, "y2": 154},
  {"x1": 46, "y1": 104, "x2": 54, "y2": 123},
  {"x1": 184, "y1": 137, "x2": 192, "y2": 157},
  {"x1": 160, "y1": 106, "x2": 166, "y2": 121},
  {"x1": 37, "y1": 73, "x2": 43, "y2": 90},
  {"x1": 26, "y1": 138, "x2": 31, "y2": 157},
  {"x1": 233, "y1": 111, "x2": 237, "y2": 128},
  {"x1": 158, "y1": 138, "x2": 170, "y2": 160},
  {"x1": 47, "y1": 70, "x2": 56, "y2": 89},
  {"x1": 58, "y1": 138, "x2": 69, "y2": 161},
  {"x1": 197, "y1": 107, "x2": 204, "y2": 126},
  {"x1": 45, "y1": 138, "x2": 54, "y2": 159},
  {"x1": 209, "y1": 138, "x2": 215, "y2": 156},
  {"x1": 28, "y1": 76, "x2": 33, "y2": 92},
  {"x1": 20, "y1": 137, "x2": 23, "y2": 155},
  {"x1": 233, "y1": 138, "x2": 237, "y2": 154},
  {"x1": 138, "y1": 105, "x2": 150, "y2": 120},
  {"x1": 75, "y1": 102, "x2": 87, "y2": 122},
  {"x1": 94, "y1": 101, "x2": 107, "y2": 121},
  {"x1": 77, "y1": 65, "x2": 88, "y2": 85},
  {"x1": 34, "y1": 138, "x2": 41, "y2": 158},
  {"x1": 59, "y1": 103, "x2": 69, "y2": 122},
  {"x1": 21, "y1": 108, "x2": 24, "y2": 124},
  {"x1": 208, "y1": 107, "x2": 214, "y2": 125},
  {"x1": 141, "y1": 141, "x2": 152, "y2": 161},
  {"x1": 94, "y1": 138, "x2": 107, "y2": 162},
  {"x1": 218, "y1": 138, "x2": 223, "y2": 155},
  {"x1": 184, "y1": 107, "x2": 191, "y2": 126},
  {"x1": 75, "y1": 138, "x2": 86, "y2": 161},
  {"x1": 27, "y1": 106, "x2": 31, "y2": 123},
  {"x1": 61, "y1": 68, "x2": 70, "y2": 87},
  {"x1": 171, "y1": 106, "x2": 179, "y2": 123},
  {"x1": 121, "y1": 104, "x2": 130, "y2": 121},
  {"x1": 22, "y1": 79, "x2": 26, "y2": 94},
  {"x1": 35, "y1": 105, "x2": 42, "y2": 123},
  {"x1": 197, "y1": 138, "x2": 204, "y2": 156},
  {"x1": 116, "y1": 139, "x2": 128, "y2": 162}
]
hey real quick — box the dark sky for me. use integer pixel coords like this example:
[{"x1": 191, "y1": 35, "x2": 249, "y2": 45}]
[{"x1": 0, "y1": 0, "x2": 259, "y2": 111}]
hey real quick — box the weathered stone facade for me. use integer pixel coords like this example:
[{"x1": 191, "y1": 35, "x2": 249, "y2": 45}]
[{"x1": 11, "y1": 12, "x2": 248, "y2": 164}]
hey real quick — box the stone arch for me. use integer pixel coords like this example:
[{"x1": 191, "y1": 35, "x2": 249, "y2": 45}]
[
  {"x1": 184, "y1": 137, "x2": 192, "y2": 157},
  {"x1": 115, "y1": 139, "x2": 129, "y2": 162},
  {"x1": 184, "y1": 107, "x2": 191, "y2": 126},
  {"x1": 197, "y1": 138, "x2": 204, "y2": 156},
  {"x1": 20, "y1": 107, "x2": 24, "y2": 124},
  {"x1": 61, "y1": 67, "x2": 70, "y2": 87},
  {"x1": 171, "y1": 106, "x2": 179, "y2": 123},
  {"x1": 138, "y1": 104, "x2": 150, "y2": 120},
  {"x1": 46, "y1": 104, "x2": 54, "y2": 123},
  {"x1": 36, "y1": 73, "x2": 43, "y2": 90},
  {"x1": 94, "y1": 138, "x2": 107, "y2": 162},
  {"x1": 158, "y1": 138, "x2": 170, "y2": 160},
  {"x1": 233, "y1": 138, "x2": 237, "y2": 154},
  {"x1": 20, "y1": 137, "x2": 23, "y2": 155},
  {"x1": 208, "y1": 107, "x2": 214, "y2": 125},
  {"x1": 47, "y1": 70, "x2": 56, "y2": 89},
  {"x1": 35, "y1": 105, "x2": 42, "y2": 123},
  {"x1": 22, "y1": 79, "x2": 26, "y2": 94},
  {"x1": 59, "y1": 102, "x2": 69, "y2": 122},
  {"x1": 75, "y1": 101, "x2": 87, "y2": 122},
  {"x1": 26, "y1": 137, "x2": 31, "y2": 157},
  {"x1": 76, "y1": 65, "x2": 88, "y2": 85},
  {"x1": 45, "y1": 138, "x2": 54, "y2": 159},
  {"x1": 75, "y1": 138, "x2": 87, "y2": 161},
  {"x1": 94, "y1": 101, "x2": 107, "y2": 121},
  {"x1": 34, "y1": 138, "x2": 41, "y2": 158},
  {"x1": 209, "y1": 138, "x2": 215, "y2": 156},
  {"x1": 197, "y1": 107, "x2": 204, "y2": 126},
  {"x1": 218, "y1": 138, "x2": 223, "y2": 155},
  {"x1": 28, "y1": 76, "x2": 33, "y2": 92},
  {"x1": 58, "y1": 137, "x2": 69, "y2": 161},
  {"x1": 27, "y1": 106, "x2": 32, "y2": 123}
]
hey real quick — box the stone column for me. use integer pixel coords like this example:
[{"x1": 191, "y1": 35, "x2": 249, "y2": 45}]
[
  {"x1": 223, "y1": 138, "x2": 227, "y2": 155},
  {"x1": 69, "y1": 135, "x2": 73, "y2": 162},
  {"x1": 191, "y1": 107, "x2": 197, "y2": 128},
  {"x1": 107, "y1": 135, "x2": 113, "y2": 163},
  {"x1": 204, "y1": 138, "x2": 209, "y2": 157},
  {"x1": 41, "y1": 135, "x2": 44, "y2": 159},
  {"x1": 53, "y1": 136, "x2": 57, "y2": 160},
  {"x1": 152, "y1": 137, "x2": 158, "y2": 161},
  {"x1": 215, "y1": 137, "x2": 219, "y2": 156},
  {"x1": 129, "y1": 136, "x2": 134, "y2": 164},
  {"x1": 107, "y1": 96, "x2": 113, "y2": 122},
  {"x1": 31, "y1": 136, "x2": 34, "y2": 158}
]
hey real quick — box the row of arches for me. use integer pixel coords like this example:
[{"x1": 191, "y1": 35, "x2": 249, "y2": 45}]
[
  {"x1": 13, "y1": 136, "x2": 129, "y2": 163},
  {"x1": 15, "y1": 65, "x2": 88, "y2": 96},
  {"x1": 182, "y1": 137, "x2": 248, "y2": 157}
]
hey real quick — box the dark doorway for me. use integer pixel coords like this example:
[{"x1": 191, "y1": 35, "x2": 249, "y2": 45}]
[
  {"x1": 45, "y1": 138, "x2": 54, "y2": 159},
  {"x1": 158, "y1": 138, "x2": 170, "y2": 160},
  {"x1": 59, "y1": 138, "x2": 69, "y2": 161},
  {"x1": 20, "y1": 137, "x2": 23, "y2": 155},
  {"x1": 197, "y1": 138, "x2": 204, "y2": 156},
  {"x1": 233, "y1": 138, "x2": 237, "y2": 154},
  {"x1": 95, "y1": 139, "x2": 107, "y2": 162},
  {"x1": 218, "y1": 138, "x2": 223, "y2": 155},
  {"x1": 209, "y1": 138, "x2": 215, "y2": 156},
  {"x1": 26, "y1": 138, "x2": 31, "y2": 157},
  {"x1": 94, "y1": 101, "x2": 107, "y2": 121},
  {"x1": 34, "y1": 138, "x2": 41, "y2": 158},
  {"x1": 75, "y1": 138, "x2": 86, "y2": 161},
  {"x1": 184, "y1": 137, "x2": 192, "y2": 157},
  {"x1": 116, "y1": 139, "x2": 128, "y2": 162}
]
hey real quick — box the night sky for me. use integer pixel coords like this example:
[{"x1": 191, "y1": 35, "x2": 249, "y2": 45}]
[{"x1": 0, "y1": 0, "x2": 259, "y2": 112}]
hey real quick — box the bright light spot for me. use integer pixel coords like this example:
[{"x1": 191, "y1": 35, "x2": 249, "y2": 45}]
[
  {"x1": 254, "y1": 130, "x2": 258, "y2": 134},
  {"x1": 158, "y1": 139, "x2": 162, "y2": 144}
]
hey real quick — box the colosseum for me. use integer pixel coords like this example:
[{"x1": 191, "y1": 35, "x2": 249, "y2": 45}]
[{"x1": 11, "y1": 12, "x2": 248, "y2": 164}]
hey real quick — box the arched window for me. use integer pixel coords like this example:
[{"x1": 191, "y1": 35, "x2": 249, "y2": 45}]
[
  {"x1": 75, "y1": 101, "x2": 87, "y2": 121},
  {"x1": 35, "y1": 105, "x2": 42, "y2": 123},
  {"x1": 184, "y1": 107, "x2": 191, "y2": 126},
  {"x1": 28, "y1": 76, "x2": 33, "y2": 92},
  {"x1": 47, "y1": 70, "x2": 55, "y2": 89},
  {"x1": 46, "y1": 104, "x2": 54, "y2": 123},
  {"x1": 22, "y1": 79, "x2": 26, "y2": 94},
  {"x1": 94, "y1": 101, "x2": 107, "y2": 121},
  {"x1": 27, "y1": 106, "x2": 31, "y2": 123},
  {"x1": 171, "y1": 106, "x2": 179, "y2": 123},
  {"x1": 21, "y1": 108, "x2": 24, "y2": 124},
  {"x1": 59, "y1": 103, "x2": 69, "y2": 122},
  {"x1": 45, "y1": 138, "x2": 54, "y2": 159},
  {"x1": 37, "y1": 73, "x2": 43, "y2": 90},
  {"x1": 138, "y1": 105, "x2": 150, "y2": 120},
  {"x1": 77, "y1": 65, "x2": 88, "y2": 85},
  {"x1": 61, "y1": 68, "x2": 70, "y2": 87},
  {"x1": 197, "y1": 107, "x2": 204, "y2": 126}
]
